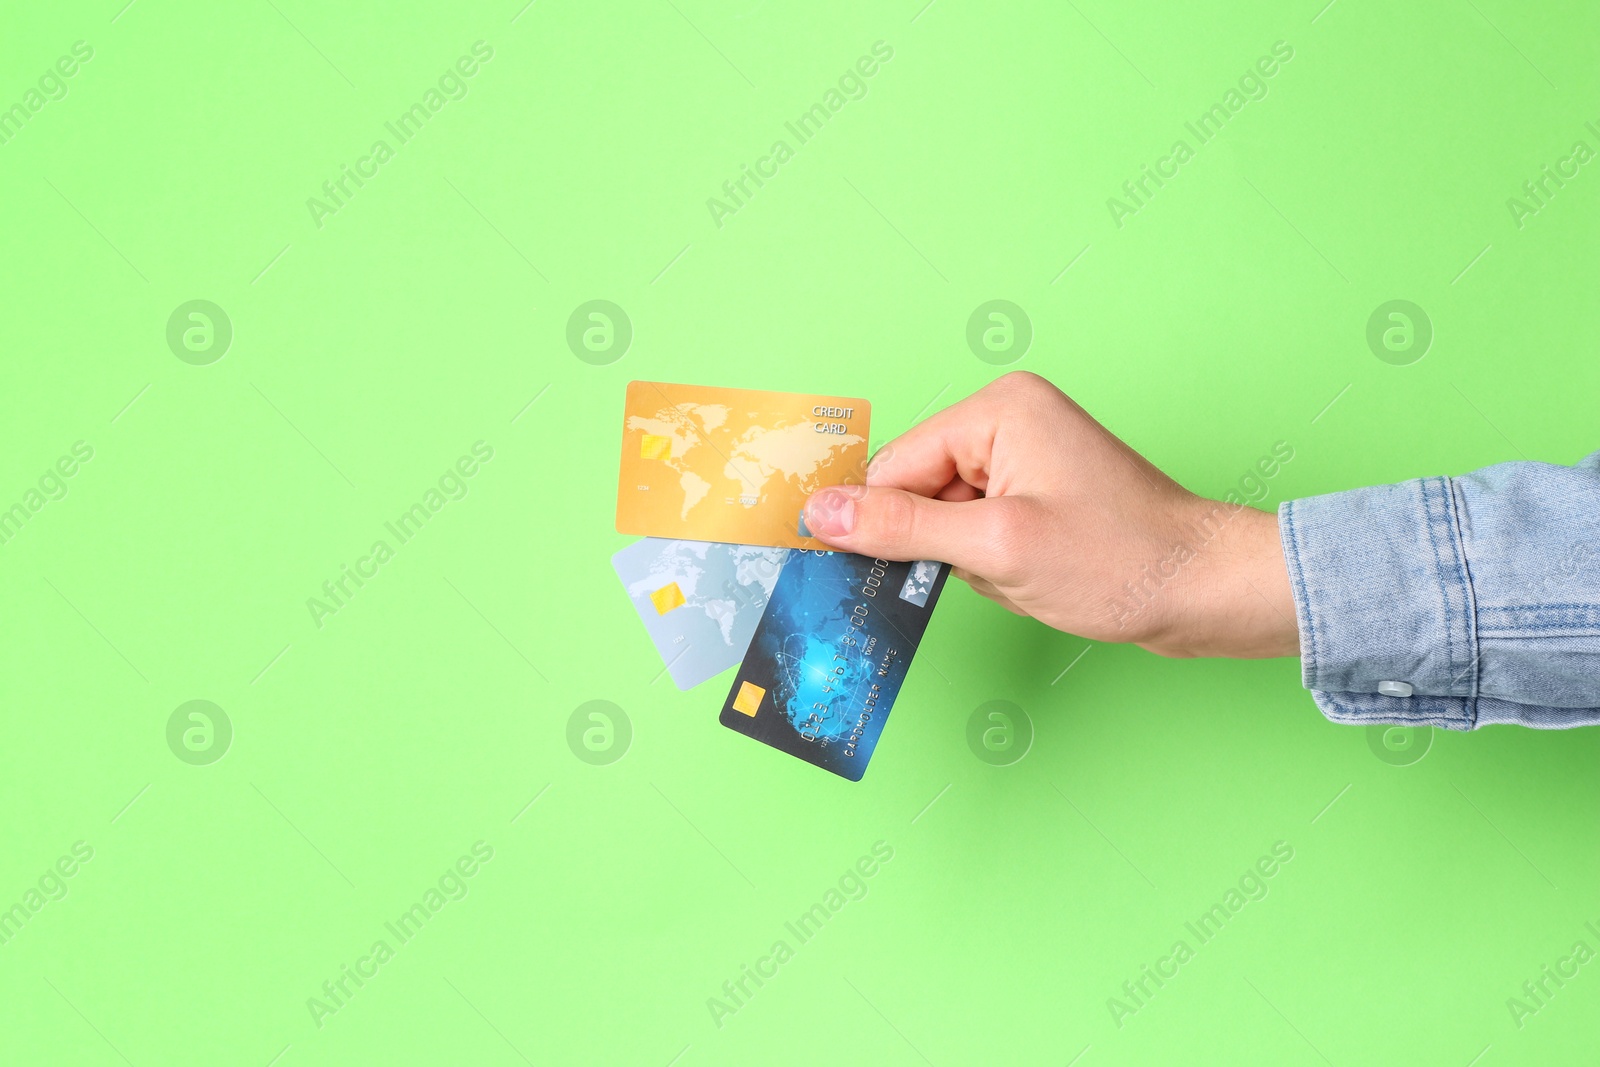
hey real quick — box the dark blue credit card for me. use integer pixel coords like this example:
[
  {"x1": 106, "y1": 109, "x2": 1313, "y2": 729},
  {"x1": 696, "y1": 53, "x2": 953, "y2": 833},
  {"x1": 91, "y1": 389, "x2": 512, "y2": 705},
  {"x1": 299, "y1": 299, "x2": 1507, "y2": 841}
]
[{"x1": 719, "y1": 550, "x2": 950, "y2": 781}]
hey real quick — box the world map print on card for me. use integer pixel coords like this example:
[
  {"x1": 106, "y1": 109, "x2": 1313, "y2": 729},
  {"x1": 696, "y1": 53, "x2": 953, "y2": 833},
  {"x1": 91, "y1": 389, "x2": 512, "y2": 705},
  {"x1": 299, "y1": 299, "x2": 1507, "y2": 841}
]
[
  {"x1": 615, "y1": 381, "x2": 870, "y2": 550},
  {"x1": 611, "y1": 537, "x2": 789, "y2": 690}
]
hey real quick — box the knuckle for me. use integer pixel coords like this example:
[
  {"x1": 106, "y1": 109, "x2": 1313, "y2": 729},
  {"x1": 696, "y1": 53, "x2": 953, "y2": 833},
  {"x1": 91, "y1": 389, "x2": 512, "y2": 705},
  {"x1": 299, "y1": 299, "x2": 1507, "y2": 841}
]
[
  {"x1": 988, "y1": 371, "x2": 1075, "y2": 421},
  {"x1": 869, "y1": 489, "x2": 918, "y2": 554},
  {"x1": 992, "y1": 371, "x2": 1081, "y2": 422},
  {"x1": 994, "y1": 370, "x2": 1052, "y2": 397}
]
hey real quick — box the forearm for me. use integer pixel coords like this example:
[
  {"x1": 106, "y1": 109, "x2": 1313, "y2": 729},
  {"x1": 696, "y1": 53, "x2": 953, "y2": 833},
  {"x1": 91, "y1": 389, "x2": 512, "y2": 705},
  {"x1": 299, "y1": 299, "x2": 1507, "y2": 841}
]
[{"x1": 1277, "y1": 452, "x2": 1600, "y2": 728}]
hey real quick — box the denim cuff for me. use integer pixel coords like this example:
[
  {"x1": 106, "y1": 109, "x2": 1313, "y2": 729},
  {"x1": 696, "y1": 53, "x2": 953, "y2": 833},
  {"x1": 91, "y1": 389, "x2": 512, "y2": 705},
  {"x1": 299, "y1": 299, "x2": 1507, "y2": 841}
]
[{"x1": 1278, "y1": 477, "x2": 1480, "y2": 729}]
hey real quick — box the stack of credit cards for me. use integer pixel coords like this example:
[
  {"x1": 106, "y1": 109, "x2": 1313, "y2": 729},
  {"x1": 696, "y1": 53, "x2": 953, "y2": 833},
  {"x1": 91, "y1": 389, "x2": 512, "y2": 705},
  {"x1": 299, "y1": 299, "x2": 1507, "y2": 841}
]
[{"x1": 610, "y1": 381, "x2": 951, "y2": 781}]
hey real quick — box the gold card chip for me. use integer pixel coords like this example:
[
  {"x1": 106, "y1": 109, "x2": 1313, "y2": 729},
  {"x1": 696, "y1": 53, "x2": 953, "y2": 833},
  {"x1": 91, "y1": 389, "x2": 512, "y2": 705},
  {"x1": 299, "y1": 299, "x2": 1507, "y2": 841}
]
[
  {"x1": 640, "y1": 434, "x2": 672, "y2": 460},
  {"x1": 732, "y1": 681, "x2": 765, "y2": 717}
]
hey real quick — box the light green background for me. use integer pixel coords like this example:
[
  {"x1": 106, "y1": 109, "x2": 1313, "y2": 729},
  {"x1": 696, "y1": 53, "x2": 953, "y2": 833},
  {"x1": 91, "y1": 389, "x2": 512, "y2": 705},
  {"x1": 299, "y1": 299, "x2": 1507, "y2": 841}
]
[{"x1": 1, "y1": 0, "x2": 1597, "y2": 1063}]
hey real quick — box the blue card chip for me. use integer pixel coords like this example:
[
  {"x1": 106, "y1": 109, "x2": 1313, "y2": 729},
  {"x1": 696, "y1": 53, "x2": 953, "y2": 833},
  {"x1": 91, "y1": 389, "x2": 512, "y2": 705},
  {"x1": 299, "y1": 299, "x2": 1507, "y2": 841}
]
[{"x1": 719, "y1": 550, "x2": 951, "y2": 781}]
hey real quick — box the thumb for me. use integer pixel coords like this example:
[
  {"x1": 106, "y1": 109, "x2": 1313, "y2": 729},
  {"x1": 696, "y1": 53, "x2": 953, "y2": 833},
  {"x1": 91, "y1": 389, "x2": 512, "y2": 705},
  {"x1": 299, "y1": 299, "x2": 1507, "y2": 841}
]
[{"x1": 803, "y1": 484, "x2": 1002, "y2": 573}]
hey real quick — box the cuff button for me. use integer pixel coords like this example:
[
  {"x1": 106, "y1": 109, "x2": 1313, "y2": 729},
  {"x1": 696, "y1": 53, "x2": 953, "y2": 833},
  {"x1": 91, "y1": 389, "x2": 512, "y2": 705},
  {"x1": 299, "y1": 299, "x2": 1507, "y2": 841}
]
[{"x1": 1377, "y1": 680, "x2": 1414, "y2": 698}]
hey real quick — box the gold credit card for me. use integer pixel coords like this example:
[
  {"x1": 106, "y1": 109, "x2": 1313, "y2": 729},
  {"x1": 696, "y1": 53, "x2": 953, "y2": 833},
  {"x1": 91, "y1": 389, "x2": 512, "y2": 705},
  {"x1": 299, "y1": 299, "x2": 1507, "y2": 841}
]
[{"x1": 616, "y1": 381, "x2": 870, "y2": 549}]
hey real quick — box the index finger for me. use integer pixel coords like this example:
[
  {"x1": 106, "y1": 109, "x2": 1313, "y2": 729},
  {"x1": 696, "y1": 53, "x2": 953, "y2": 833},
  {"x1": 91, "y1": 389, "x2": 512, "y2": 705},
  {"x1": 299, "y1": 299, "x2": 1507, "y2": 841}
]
[{"x1": 864, "y1": 381, "x2": 1005, "y2": 496}]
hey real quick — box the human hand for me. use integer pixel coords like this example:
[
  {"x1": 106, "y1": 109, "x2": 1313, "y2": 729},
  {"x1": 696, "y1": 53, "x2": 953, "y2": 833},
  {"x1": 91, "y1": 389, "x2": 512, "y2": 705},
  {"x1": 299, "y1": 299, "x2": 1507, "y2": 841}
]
[{"x1": 802, "y1": 372, "x2": 1299, "y2": 659}]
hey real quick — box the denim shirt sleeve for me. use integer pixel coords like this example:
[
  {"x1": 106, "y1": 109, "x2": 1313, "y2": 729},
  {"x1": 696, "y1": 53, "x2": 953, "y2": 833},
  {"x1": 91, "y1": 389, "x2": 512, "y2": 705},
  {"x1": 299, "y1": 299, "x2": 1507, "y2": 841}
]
[{"x1": 1277, "y1": 450, "x2": 1600, "y2": 729}]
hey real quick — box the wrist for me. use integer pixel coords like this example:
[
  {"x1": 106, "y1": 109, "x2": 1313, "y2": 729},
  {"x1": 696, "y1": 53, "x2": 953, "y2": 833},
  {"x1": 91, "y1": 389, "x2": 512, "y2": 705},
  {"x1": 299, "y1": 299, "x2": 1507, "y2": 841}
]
[{"x1": 1142, "y1": 499, "x2": 1301, "y2": 659}]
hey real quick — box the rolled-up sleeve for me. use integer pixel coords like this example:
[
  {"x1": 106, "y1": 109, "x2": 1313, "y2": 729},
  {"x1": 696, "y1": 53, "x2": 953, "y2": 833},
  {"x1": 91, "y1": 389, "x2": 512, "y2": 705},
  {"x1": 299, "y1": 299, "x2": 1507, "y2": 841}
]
[{"x1": 1278, "y1": 451, "x2": 1600, "y2": 729}]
